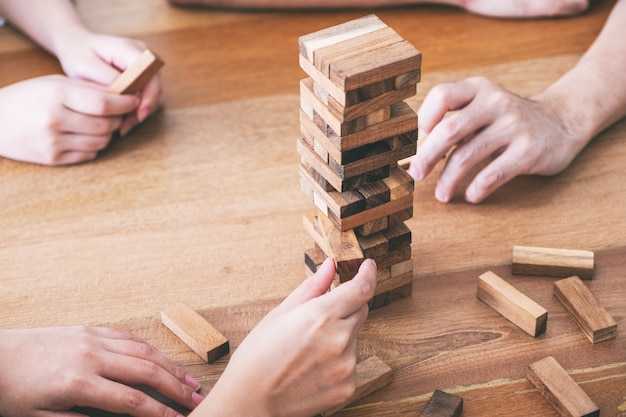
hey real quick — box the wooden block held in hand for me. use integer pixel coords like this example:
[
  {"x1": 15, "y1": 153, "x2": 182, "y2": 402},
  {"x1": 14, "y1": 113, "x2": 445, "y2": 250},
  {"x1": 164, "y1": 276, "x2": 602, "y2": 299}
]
[
  {"x1": 418, "y1": 389, "x2": 463, "y2": 417},
  {"x1": 512, "y1": 245, "x2": 594, "y2": 280},
  {"x1": 107, "y1": 49, "x2": 164, "y2": 94},
  {"x1": 161, "y1": 302, "x2": 229, "y2": 363},
  {"x1": 527, "y1": 356, "x2": 600, "y2": 417},
  {"x1": 324, "y1": 355, "x2": 393, "y2": 416},
  {"x1": 477, "y1": 271, "x2": 548, "y2": 337},
  {"x1": 553, "y1": 276, "x2": 617, "y2": 343}
]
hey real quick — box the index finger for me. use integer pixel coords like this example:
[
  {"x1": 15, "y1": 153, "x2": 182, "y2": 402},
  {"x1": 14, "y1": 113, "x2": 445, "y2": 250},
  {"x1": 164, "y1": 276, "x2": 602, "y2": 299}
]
[{"x1": 321, "y1": 259, "x2": 377, "y2": 319}]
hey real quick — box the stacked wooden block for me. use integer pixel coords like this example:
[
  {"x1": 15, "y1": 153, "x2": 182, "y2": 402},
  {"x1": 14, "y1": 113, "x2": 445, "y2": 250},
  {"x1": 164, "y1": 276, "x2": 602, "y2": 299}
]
[{"x1": 297, "y1": 15, "x2": 421, "y2": 309}]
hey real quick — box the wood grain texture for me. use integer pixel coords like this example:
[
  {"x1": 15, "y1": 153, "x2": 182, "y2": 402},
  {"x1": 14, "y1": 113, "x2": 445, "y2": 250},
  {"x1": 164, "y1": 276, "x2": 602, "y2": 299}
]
[
  {"x1": 325, "y1": 355, "x2": 393, "y2": 416},
  {"x1": 553, "y1": 276, "x2": 617, "y2": 343},
  {"x1": 160, "y1": 302, "x2": 229, "y2": 363},
  {"x1": 527, "y1": 356, "x2": 600, "y2": 417},
  {"x1": 106, "y1": 49, "x2": 164, "y2": 94},
  {"x1": 418, "y1": 390, "x2": 463, "y2": 417},
  {"x1": 512, "y1": 246, "x2": 595, "y2": 280},
  {"x1": 477, "y1": 271, "x2": 548, "y2": 337}
]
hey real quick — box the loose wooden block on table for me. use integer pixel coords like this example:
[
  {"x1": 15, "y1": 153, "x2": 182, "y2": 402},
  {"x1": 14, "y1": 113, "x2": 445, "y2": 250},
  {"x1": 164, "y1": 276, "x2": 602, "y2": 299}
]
[
  {"x1": 477, "y1": 270, "x2": 548, "y2": 337},
  {"x1": 553, "y1": 276, "x2": 617, "y2": 343},
  {"x1": 512, "y1": 245, "x2": 594, "y2": 280},
  {"x1": 107, "y1": 49, "x2": 164, "y2": 94},
  {"x1": 527, "y1": 356, "x2": 600, "y2": 417},
  {"x1": 324, "y1": 355, "x2": 393, "y2": 416},
  {"x1": 160, "y1": 302, "x2": 229, "y2": 363},
  {"x1": 418, "y1": 390, "x2": 463, "y2": 417}
]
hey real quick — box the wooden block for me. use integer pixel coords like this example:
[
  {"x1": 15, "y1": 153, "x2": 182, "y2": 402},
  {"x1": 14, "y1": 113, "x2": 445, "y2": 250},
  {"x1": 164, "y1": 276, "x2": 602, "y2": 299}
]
[
  {"x1": 328, "y1": 193, "x2": 413, "y2": 231},
  {"x1": 298, "y1": 14, "x2": 386, "y2": 63},
  {"x1": 328, "y1": 83, "x2": 415, "y2": 122},
  {"x1": 418, "y1": 390, "x2": 463, "y2": 417},
  {"x1": 382, "y1": 166, "x2": 414, "y2": 199},
  {"x1": 356, "y1": 216, "x2": 389, "y2": 236},
  {"x1": 324, "y1": 355, "x2": 393, "y2": 416},
  {"x1": 382, "y1": 216, "x2": 412, "y2": 251},
  {"x1": 299, "y1": 164, "x2": 365, "y2": 217},
  {"x1": 368, "y1": 281, "x2": 413, "y2": 310},
  {"x1": 357, "y1": 230, "x2": 390, "y2": 259},
  {"x1": 107, "y1": 49, "x2": 164, "y2": 94},
  {"x1": 553, "y1": 276, "x2": 617, "y2": 343},
  {"x1": 512, "y1": 245, "x2": 594, "y2": 280},
  {"x1": 527, "y1": 356, "x2": 600, "y2": 417},
  {"x1": 160, "y1": 302, "x2": 229, "y2": 363},
  {"x1": 477, "y1": 271, "x2": 548, "y2": 337},
  {"x1": 357, "y1": 181, "x2": 391, "y2": 209},
  {"x1": 302, "y1": 211, "x2": 364, "y2": 277},
  {"x1": 375, "y1": 261, "x2": 413, "y2": 296}
]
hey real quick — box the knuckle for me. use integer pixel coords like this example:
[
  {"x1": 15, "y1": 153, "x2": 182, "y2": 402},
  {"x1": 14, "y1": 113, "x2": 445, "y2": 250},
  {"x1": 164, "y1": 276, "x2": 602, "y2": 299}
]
[
  {"x1": 137, "y1": 360, "x2": 162, "y2": 380},
  {"x1": 123, "y1": 389, "x2": 147, "y2": 410}
]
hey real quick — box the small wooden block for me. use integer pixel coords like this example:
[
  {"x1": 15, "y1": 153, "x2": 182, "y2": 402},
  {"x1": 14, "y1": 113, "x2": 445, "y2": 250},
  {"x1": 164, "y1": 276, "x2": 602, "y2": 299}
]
[
  {"x1": 356, "y1": 216, "x2": 389, "y2": 236},
  {"x1": 324, "y1": 355, "x2": 393, "y2": 416},
  {"x1": 527, "y1": 356, "x2": 599, "y2": 417},
  {"x1": 368, "y1": 281, "x2": 413, "y2": 310},
  {"x1": 107, "y1": 49, "x2": 164, "y2": 94},
  {"x1": 418, "y1": 390, "x2": 463, "y2": 417},
  {"x1": 298, "y1": 14, "x2": 386, "y2": 63},
  {"x1": 477, "y1": 271, "x2": 548, "y2": 337},
  {"x1": 512, "y1": 245, "x2": 594, "y2": 280},
  {"x1": 161, "y1": 302, "x2": 229, "y2": 363},
  {"x1": 553, "y1": 276, "x2": 617, "y2": 343}
]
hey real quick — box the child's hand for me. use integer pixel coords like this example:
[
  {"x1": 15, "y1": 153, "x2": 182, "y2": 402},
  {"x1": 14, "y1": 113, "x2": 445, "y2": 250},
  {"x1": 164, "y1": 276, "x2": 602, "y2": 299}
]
[
  {"x1": 0, "y1": 75, "x2": 139, "y2": 165},
  {"x1": 0, "y1": 326, "x2": 203, "y2": 417}
]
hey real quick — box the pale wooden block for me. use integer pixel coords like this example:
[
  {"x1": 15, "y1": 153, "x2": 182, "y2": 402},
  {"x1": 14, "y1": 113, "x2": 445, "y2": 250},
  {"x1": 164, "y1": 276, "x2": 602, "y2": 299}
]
[
  {"x1": 298, "y1": 14, "x2": 386, "y2": 63},
  {"x1": 553, "y1": 276, "x2": 617, "y2": 343},
  {"x1": 107, "y1": 49, "x2": 164, "y2": 94},
  {"x1": 527, "y1": 356, "x2": 599, "y2": 417},
  {"x1": 391, "y1": 259, "x2": 413, "y2": 277},
  {"x1": 512, "y1": 245, "x2": 594, "y2": 280},
  {"x1": 313, "y1": 191, "x2": 329, "y2": 216},
  {"x1": 418, "y1": 390, "x2": 463, "y2": 417},
  {"x1": 477, "y1": 271, "x2": 548, "y2": 337},
  {"x1": 313, "y1": 80, "x2": 329, "y2": 105},
  {"x1": 313, "y1": 138, "x2": 329, "y2": 162},
  {"x1": 299, "y1": 54, "x2": 347, "y2": 107},
  {"x1": 324, "y1": 355, "x2": 393, "y2": 416},
  {"x1": 161, "y1": 302, "x2": 229, "y2": 363}
]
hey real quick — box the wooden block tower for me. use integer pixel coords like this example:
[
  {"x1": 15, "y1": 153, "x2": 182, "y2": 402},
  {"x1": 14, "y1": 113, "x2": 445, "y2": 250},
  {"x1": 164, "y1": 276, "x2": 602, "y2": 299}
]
[{"x1": 297, "y1": 15, "x2": 421, "y2": 309}]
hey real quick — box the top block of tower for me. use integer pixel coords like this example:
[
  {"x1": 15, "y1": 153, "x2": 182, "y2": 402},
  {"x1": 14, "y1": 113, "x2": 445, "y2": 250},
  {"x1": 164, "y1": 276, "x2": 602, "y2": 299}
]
[{"x1": 299, "y1": 14, "x2": 422, "y2": 92}]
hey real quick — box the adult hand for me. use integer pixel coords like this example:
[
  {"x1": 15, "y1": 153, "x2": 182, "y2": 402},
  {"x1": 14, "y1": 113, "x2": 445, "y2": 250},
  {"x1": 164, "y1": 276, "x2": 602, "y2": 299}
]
[
  {"x1": 56, "y1": 32, "x2": 162, "y2": 135},
  {"x1": 0, "y1": 326, "x2": 203, "y2": 417},
  {"x1": 0, "y1": 75, "x2": 139, "y2": 165},
  {"x1": 194, "y1": 258, "x2": 377, "y2": 417},
  {"x1": 408, "y1": 76, "x2": 588, "y2": 203}
]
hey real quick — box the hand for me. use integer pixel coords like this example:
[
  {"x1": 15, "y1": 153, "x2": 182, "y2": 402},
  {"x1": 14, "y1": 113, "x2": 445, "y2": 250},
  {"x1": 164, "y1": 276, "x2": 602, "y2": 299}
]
[
  {"x1": 0, "y1": 75, "x2": 140, "y2": 165},
  {"x1": 56, "y1": 32, "x2": 163, "y2": 135},
  {"x1": 408, "y1": 76, "x2": 588, "y2": 203},
  {"x1": 194, "y1": 258, "x2": 378, "y2": 417},
  {"x1": 0, "y1": 326, "x2": 203, "y2": 417},
  {"x1": 459, "y1": 0, "x2": 589, "y2": 18}
]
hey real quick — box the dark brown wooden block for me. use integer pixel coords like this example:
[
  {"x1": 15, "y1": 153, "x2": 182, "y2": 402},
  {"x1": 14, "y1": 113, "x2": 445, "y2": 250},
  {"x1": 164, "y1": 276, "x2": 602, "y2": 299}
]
[
  {"x1": 553, "y1": 276, "x2": 617, "y2": 343},
  {"x1": 418, "y1": 390, "x2": 463, "y2": 417}
]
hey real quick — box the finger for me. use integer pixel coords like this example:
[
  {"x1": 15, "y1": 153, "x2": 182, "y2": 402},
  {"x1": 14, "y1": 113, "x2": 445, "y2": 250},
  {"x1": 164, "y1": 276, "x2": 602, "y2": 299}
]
[
  {"x1": 322, "y1": 259, "x2": 377, "y2": 319},
  {"x1": 272, "y1": 258, "x2": 336, "y2": 315},
  {"x1": 136, "y1": 73, "x2": 163, "y2": 122},
  {"x1": 464, "y1": 143, "x2": 532, "y2": 204},
  {"x1": 434, "y1": 127, "x2": 508, "y2": 203},
  {"x1": 50, "y1": 151, "x2": 99, "y2": 166},
  {"x1": 63, "y1": 83, "x2": 139, "y2": 117},
  {"x1": 119, "y1": 113, "x2": 139, "y2": 137},
  {"x1": 97, "y1": 353, "x2": 199, "y2": 411},
  {"x1": 69, "y1": 377, "x2": 185, "y2": 417},
  {"x1": 409, "y1": 78, "x2": 490, "y2": 180}
]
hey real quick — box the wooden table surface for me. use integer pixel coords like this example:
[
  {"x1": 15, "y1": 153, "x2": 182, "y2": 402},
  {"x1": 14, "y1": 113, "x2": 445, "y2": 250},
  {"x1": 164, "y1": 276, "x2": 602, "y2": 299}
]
[{"x1": 1, "y1": 1, "x2": 625, "y2": 416}]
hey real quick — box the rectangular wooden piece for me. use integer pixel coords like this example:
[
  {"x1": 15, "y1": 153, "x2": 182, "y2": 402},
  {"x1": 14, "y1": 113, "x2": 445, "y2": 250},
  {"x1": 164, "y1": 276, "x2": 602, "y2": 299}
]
[
  {"x1": 107, "y1": 49, "x2": 164, "y2": 94},
  {"x1": 161, "y1": 302, "x2": 229, "y2": 363},
  {"x1": 325, "y1": 355, "x2": 393, "y2": 416},
  {"x1": 418, "y1": 390, "x2": 463, "y2": 417},
  {"x1": 477, "y1": 271, "x2": 548, "y2": 337},
  {"x1": 553, "y1": 276, "x2": 617, "y2": 343},
  {"x1": 512, "y1": 245, "x2": 594, "y2": 280},
  {"x1": 527, "y1": 356, "x2": 599, "y2": 417}
]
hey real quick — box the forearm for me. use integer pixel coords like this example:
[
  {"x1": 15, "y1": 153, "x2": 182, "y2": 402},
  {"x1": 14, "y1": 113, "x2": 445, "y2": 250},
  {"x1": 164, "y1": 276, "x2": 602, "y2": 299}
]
[
  {"x1": 0, "y1": 0, "x2": 87, "y2": 57},
  {"x1": 535, "y1": 0, "x2": 626, "y2": 145}
]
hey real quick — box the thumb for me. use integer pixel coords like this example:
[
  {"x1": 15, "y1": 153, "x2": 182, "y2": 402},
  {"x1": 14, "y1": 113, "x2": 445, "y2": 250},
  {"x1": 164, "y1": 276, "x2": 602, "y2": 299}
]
[{"x1": 272, "y1": 258, "x2": 336, "y2": 315}]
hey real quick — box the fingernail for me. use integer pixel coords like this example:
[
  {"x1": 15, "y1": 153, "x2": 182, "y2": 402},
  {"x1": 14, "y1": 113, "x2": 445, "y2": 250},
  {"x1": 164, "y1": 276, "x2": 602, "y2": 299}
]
[
  {"x1": 192, "y1": 392, "x2": 204, "y2": 406},
  {"x1": 185, "y1": 374, "x2": 201, "y2": 391}
]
